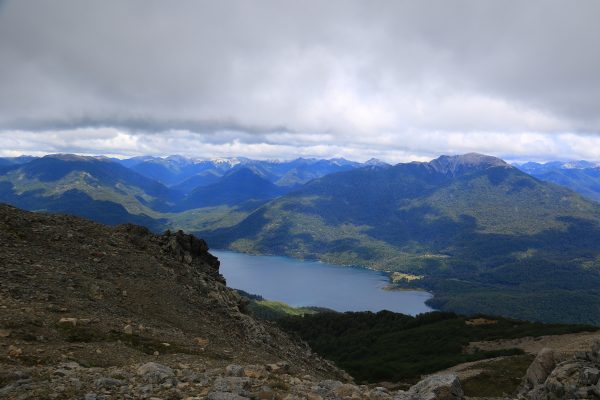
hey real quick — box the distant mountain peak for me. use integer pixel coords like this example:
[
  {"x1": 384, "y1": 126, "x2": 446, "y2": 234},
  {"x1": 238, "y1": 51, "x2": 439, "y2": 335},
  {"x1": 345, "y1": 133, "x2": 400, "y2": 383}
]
[
  {"x1": 562, "y1": 161, "x2": 599, "y2": 169},
  {"x1": 365, "y1": 158, "x2": 389, "y2": 166},
  {"x1": 44, "y1": 153, "x2": 107, "y2": 162},
  {"x1": 426, "y1": 153, "x2": 509, "y2": 176},
  {"x1": 210, "y1": 157, "x2": 241, "y2": 166}
]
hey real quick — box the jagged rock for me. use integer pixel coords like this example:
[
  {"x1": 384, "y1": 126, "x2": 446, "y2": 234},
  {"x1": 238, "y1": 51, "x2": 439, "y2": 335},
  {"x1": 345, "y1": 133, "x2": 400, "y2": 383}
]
[
  {"x1": 519, "y1": 340, "x2": 600, "y2": 399},
  {"x1": 333, "y1": 382, "x2": 363, "y2": 398},
  {"x1": 160, "y1": 229, "x2": 222, "y2": 281},
  {"x1": 243, "y1": 365, "x2": 267, "y2": 379},
  {"x1": 137, "y1": 362, "x2": 175, "y2": 383},
  {"x1": 582, "y1": 366, "x2": 600, "y2": 385},
  {"x1": 54, "y1": 368, "x2": 72, "y2": 377},
  {"x1": 225, "y1": 364, "x2": 245, "y2": 377},
  {"x1": 95, "y1": 377, "x2": 124, "y2": 388},
  {"x1": 58, "y1": 317, "x2": 78, "y2": 326},
  {"x1": 533, "y1": 361, "x2": 599, "y2": 399},
  {"x1": 318, "y1": 379, "x2": 344, "y2": 391},
  {"x1": 590, "y1": 341, "x2": 600, "y2": 364},
  {"x1": 7, "y1": 345, "x2": 23, "y2": 358},
  {"x1": 394, "y1": 374, "x2": 464, "y2": 400},
  {"x1": 212, "y1": 376, "x2": 252, "y2": 394},
  {"x1": 366, "y1": 387, "x2": 393, "y2": 400},
  {"x1": 266, "y1": 361, "x2": 290, "y2": 374}
]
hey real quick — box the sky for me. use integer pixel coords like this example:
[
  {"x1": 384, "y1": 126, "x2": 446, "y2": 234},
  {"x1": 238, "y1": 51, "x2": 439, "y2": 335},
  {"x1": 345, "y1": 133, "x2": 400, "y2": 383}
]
[{"x1": 1, "y1": 0, "x2": 599, "y2": 163}]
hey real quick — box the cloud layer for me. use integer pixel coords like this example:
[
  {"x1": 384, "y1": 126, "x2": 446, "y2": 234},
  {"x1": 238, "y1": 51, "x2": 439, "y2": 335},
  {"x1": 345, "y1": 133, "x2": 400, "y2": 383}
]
[{"x1": 1, "y1": 0, "x2": 599, "y2": 161}]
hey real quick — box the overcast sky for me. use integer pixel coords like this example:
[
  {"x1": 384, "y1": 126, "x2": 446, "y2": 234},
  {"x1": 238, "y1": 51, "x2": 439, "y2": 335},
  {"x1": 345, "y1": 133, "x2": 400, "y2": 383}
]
[{"x1": 1, "y1": 0, "x2": 599, "y2": 162}]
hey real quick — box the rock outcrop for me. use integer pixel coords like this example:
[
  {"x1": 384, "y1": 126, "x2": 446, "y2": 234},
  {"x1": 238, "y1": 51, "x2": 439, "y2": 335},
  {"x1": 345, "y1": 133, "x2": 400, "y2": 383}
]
[
  {"x1": 519, "y1": 341, "x2": 600, "y2": 399},
  {"x1": 395, "y1": 374, "x2": 464, "y2": 400},
  {"x1": 524, "y1": 348, "x2": 556, "y2": 388}
]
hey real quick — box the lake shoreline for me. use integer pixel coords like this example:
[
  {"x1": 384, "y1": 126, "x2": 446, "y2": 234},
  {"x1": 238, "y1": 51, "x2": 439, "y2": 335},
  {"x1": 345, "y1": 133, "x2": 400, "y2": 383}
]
[{"x1": 213, "y1": 249, "x2": 433, "y2": 315}]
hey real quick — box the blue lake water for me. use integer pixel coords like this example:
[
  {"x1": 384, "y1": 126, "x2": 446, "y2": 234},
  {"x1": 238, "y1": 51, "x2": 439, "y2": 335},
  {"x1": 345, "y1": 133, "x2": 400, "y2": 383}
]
[{"x1": 213, "y1": 250, "x2": 433, "y2": 315}]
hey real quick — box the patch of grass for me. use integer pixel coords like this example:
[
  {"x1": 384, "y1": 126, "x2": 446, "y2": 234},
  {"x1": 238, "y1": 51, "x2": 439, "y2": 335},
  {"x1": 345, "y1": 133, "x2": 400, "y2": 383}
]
[
  {"x1": 247, "y1": 299, "x2": 331, "y2": 320},
  {"x1": 108, "y1": 331, "x2": 202, "y2": 355},
  {"x1": 56, "y1": 323, "x2": 105, "y2": 343},
  {"x1": 56, "y1": 324, "x2": 201, "y2": 355},
  {"x1": 461, "y1": 354, "x2": 535, "y2": 397}
]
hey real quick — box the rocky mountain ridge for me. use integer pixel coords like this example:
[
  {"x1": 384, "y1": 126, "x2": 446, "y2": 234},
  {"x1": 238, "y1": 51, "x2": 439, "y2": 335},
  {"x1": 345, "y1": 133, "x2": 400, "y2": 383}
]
[{"x1": 423, "y1": 153, "x2": 510, "y2": 177}]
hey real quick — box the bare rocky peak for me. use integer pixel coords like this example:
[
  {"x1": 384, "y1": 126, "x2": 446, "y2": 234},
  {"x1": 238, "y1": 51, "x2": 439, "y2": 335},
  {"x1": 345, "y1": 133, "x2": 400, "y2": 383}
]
[
  {"x1": 425, "y1": 153, "x2": 510, "y2": 176},
  {"x1": 42, "y1": 153, "x2": 109, "y2": 162}
]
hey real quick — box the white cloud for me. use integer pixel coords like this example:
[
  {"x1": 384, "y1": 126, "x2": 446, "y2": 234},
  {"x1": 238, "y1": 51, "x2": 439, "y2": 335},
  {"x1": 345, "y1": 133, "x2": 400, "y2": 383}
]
[
  {"x1": 3, "y1": 128, "x2": 600, "y2": 164},
  {"x1": 0, "y1": 0, "x2": 599, "y2": 161}
]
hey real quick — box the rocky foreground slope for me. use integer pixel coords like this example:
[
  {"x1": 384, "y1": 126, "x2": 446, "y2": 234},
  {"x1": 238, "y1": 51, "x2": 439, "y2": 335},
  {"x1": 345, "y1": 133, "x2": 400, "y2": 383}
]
[
  {"x1": 0, "y1": 204, "x2": 464, "y2": 399},
  {"x1": 2, "y1": 203, "x2": 600, "y2": 400}
]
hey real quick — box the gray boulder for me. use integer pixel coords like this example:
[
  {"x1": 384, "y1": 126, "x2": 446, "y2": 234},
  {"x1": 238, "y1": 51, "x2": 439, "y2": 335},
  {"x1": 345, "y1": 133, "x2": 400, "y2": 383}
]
[
  {"x1": 395, "y1": 373, "x2": 463, "y2": 400},
  {"x1": 519, "y1": 340, "x2": 600, "y2": 399},
  {"x1": 525, "y1": 348, "x2": 556, "y2": 387},
  {"x1": 212, "y1": 376, "x2": 252, "y2": 395},
  {"x1": 137, "y1": 362, "x2": 175, "y2": 383}
]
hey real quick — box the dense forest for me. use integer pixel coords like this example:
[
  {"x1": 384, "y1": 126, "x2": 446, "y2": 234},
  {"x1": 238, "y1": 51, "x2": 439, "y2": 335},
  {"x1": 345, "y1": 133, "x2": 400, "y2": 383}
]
[{"x1": 276, "y1": 311, "x2": 596, "y2": 383}]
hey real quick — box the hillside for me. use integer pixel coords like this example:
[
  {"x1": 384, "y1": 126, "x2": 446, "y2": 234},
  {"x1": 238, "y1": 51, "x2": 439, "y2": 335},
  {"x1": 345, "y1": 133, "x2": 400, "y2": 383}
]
[
  {"x1": 0, "y1": 155, "x2": 373, "y2": 234},
  {"x1": 0, "y1": 156, "x2": 275, "y2": 233},
  {"x1": 0, "y1": 155, "x2": 172, "y2": 230},
  {"x1": 0, "y1": 204, "x2": 365, "y2": 399},
  {"x1": 201, "y1": 153, "x2": 600, "y2": 324},
  {"x1": 177, "y1": 168, "x2": 288, "y2": 210}
]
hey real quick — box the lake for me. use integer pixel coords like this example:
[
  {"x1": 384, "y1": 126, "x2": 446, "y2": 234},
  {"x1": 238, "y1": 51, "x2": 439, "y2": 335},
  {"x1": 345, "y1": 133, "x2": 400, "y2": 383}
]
[{"x1": 213, "y1": 250, "x2": 433, "y2": 315}]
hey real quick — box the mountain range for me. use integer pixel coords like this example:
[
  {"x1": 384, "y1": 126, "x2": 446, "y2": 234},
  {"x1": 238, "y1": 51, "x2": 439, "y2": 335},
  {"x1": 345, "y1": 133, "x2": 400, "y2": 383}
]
[
  {"x1": 117, "y1": 155, "x2": 367, "y2": 189},
  {"x1": 2, "y1": 153, "x2": 600, "y2": 323},
  {"x1": 0, "y1": 154, "x2": 374, "y2": 232},
  {"x1": 517, "y1": 160, "x2": 600, "y2": 202}
]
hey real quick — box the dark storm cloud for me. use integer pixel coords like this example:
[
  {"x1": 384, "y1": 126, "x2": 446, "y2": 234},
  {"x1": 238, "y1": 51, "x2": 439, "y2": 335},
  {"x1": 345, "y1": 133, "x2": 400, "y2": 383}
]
[{"x1": 0, "y1": 0, "x2": 599, "y2": 160}]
